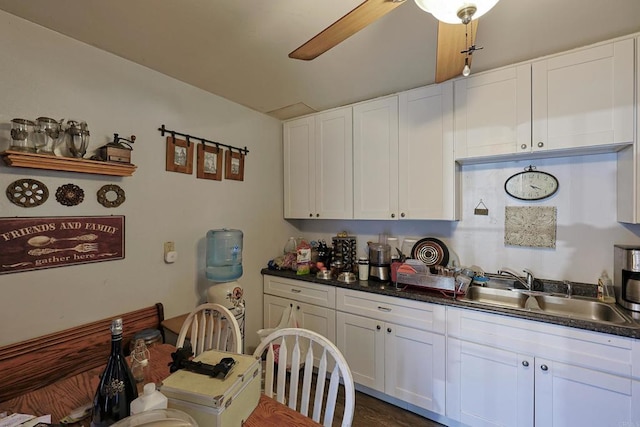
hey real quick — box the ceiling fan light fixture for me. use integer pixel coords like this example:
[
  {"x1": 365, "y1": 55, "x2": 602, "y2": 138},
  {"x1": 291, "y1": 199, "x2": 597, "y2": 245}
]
[{"x1": 413, "y1": 0, "x2": 500, "y2": 24}]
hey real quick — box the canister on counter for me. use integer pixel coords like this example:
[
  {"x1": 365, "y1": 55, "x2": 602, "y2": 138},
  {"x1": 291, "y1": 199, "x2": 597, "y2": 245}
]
[
  {"x1": 331, "y1": 260, "x2": 344, "y2": 278},
  {"x1": 358, "y1": 257, "x2": 369, "y2": 281}
]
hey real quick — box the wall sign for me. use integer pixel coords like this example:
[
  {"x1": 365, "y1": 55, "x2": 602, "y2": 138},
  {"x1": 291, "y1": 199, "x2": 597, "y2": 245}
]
[{"x1": 0, "y1": 216, "x2": 125, "y2": 274}]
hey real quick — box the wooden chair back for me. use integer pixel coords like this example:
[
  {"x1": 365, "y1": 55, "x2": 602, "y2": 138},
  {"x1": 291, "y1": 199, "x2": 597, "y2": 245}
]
[
  {"x1": 176, "y1": 303, "x2": 242, "y2": 355},
  {"x1": 253, "y1": 327, "x2": 355, "y2": 427}
]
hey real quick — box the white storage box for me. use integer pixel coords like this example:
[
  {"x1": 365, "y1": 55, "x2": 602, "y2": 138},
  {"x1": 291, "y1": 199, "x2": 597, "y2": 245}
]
[{"x1": 160, "y1": 350, "x2": 261, "y2": 427}]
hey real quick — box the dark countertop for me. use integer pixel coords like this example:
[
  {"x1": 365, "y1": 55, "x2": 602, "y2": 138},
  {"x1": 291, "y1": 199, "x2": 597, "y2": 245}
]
[{"x1": 262, "y1": 268, "x2": 640, "y2": 340}]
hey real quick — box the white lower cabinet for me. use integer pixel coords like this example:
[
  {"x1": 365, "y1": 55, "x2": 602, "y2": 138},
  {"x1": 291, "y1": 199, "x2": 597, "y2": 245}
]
[
  {"x1": 262, "y1": 276, "x2": 336, "y2": 366},
  {"x1": 336, "y1": 288, "x2": 446, "y2": 415},
  {"x1": 446, "y1": 307, "x2": 640, "y2": 427},
  {"x1": 263, "y1": 294, "x2": 336, "y2": 344}
]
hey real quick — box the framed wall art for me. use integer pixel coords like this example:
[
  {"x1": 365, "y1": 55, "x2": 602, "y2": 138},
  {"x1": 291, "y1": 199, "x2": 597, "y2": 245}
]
[
  {"x1": 197, "y1": 144, "x2": 223, "y2": 181},
  {"x1": 166, "y1": 137, "x2": 194, "y2": 174},
  {"x1": 225, "y1": 149, "x2": 245, "y2": 181},
  {"x1": 0, "y1": 215, "x2": 125, "y2": 274}
]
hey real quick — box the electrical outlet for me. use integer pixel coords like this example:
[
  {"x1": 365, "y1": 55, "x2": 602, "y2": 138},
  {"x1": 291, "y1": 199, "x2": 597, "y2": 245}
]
[{"x1": 164, "y1": 241, "x2": 175, "y2": 256}]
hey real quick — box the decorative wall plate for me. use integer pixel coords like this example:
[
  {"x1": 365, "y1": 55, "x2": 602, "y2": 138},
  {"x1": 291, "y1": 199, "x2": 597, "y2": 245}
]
[
  {"x1": 55, "y1": 183, "x2": 84, "y2": 206},
  {"x1": 97, "y1": 184, "x2": 126, "y2": 208},
  {"x1": 6, "y1": 179, "x2": 49, "y2": 207}
]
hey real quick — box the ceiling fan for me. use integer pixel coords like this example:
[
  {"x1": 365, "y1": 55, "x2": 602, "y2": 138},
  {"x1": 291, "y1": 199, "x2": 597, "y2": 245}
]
[{"x1": 288, "y1": 0, "x2": 499, "y2": 83}]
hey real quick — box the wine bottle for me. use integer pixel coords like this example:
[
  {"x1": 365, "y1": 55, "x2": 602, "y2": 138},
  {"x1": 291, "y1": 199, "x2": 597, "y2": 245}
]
[{"x1": 90, "y1": 318, "x2": 138, "y2": 427}]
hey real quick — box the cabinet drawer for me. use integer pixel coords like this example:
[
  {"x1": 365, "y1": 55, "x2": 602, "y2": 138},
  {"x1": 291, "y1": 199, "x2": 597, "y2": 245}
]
[
  {"x1": 447, "y1": 306, "x2": 634, "y2": 378},
  {"x1": 263, "y1": 276, "x2": 336, "y2": 308},
  {"x1": 336, "y1": 288, "x2": 445, "y2": 333}
]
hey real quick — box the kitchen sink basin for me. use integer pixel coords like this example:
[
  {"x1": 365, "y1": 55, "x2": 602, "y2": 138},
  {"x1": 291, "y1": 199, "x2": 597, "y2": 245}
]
[{"x1": 462, "y1": 286, "x2": 630, "y2": 324}]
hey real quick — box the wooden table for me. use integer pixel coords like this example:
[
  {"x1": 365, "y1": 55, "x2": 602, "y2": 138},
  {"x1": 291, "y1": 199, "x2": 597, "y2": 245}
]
[{"x1": 1, "y1": 344, "x2": 320, "y2": 427}]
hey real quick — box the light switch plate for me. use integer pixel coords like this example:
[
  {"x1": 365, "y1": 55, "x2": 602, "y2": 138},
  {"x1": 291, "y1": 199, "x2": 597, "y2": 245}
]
[{"x1": 164, "y1": 241, "x2": 175, "y2": 255}]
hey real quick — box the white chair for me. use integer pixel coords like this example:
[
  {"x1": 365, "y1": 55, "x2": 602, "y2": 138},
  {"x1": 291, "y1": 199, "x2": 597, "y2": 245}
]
[
  {"x1": 253, "y1": 328, "x2": 355, "y2": 427},
  {"x1": 176, "y1": 303, "x2": 242, "y2": 355}
]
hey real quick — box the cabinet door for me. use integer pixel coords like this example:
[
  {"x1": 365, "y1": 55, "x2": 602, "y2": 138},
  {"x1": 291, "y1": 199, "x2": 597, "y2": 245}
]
[
  {"x1": 447, "y1": 338, "x2": 534, "y2": 427},
  {"x1": 283, "y1": 116, "x2": 315, "y2": 218},
  {"x1": 535, "y1": 358, "x2": 640, "y2": 427},
  {"x1": 336, "y1": 311, "x2": 385, "y2": 392},
  {"x1": 454, "y1": 64, "x2": 532, "y2": 159},
  {"x1": 398, "y1": 83, "x2": 458, "y2": 220},
  {"x1": 263, "y1": 294, "x2": 336, "y2": 343},
  {"x1": 532, "y1": 38, "x2": 634, "y2": 152},
  {"x1": 385, "y1": 323, "x2": 446, "y2": 414},
  {"x1": 263, "y1": 294, "x2": 336, "y2": 368},
  {"x1": 353, "y1": 96, "x2": 399, "y2": 219},
  {"x1": 315, "y1": 107, "x2": 353, "y2": 219}
]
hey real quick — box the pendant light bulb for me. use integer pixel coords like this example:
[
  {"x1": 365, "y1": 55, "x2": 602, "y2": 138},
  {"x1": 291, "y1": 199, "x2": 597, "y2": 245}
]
[{"x1": 462, "y1": 59, "x2": 471, "y2": 77}]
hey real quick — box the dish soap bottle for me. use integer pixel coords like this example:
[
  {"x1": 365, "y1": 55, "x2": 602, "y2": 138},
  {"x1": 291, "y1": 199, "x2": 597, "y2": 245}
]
[
  {"x1": 598, "y1": 271, "x2": 616, "y2": 303},
  {"x1": 90, "y1": 318, "x2": 138, "y2": 427}
]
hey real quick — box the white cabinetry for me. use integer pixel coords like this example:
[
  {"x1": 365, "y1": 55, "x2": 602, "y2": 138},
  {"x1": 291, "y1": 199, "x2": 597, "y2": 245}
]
[
  {"x1": 446, "y1": 307, "x2": 640, "y2": 427},
  {"x1": 353, "y1": 85, "x2": 459, "y2": 220},
  {"x1": 399, "y1": 84, "x2": 459, "y2": 220},
  {"x1": 262, "y1": 276, "x2": 336, "y2": 345},
  {"x1": 336, "y1": 288, "x2": 446, "y2": 414},
  {"x1": 617, "y1": 36, "x2": 640, "y2": 224},
  {"x1": 353, "y1": 96, "x2": 399, "y2": 219},
  {"x1": 454, "y1": 64, "x2": 532, "y2": 159},
  {"x1": 283, "y1": 107, "x2": 352, "y2": 219},
  {"x1": 455, "y1": 37, "x2": 635, "y2": 162}
]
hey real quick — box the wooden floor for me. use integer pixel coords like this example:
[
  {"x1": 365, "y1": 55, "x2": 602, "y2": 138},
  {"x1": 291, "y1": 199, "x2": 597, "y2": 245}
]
[
  {"x1": 283, "y1": 369, "x2": 445, "y2": 427},
  {"x1": 345, "y1": 390, "x2": 445, "y2": 427}
]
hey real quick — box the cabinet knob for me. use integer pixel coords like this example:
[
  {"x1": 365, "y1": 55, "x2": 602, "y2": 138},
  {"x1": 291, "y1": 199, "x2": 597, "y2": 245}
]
[
  {"x1": 521, "y1": 144, "x2": 528, "y2": 150},
  {"x1": 401, "y1": 212, "x2": 406, "y2": 218},
  {"x1": 391, "y1": 213, "x2": 395, "y2": 218},
  {"x1": 309, "y1": 213, "x2": 313, "y2": 217},
  {"x1": 537, "y1": 142, "x2": 544, "y2": 148},
  {"x1": 376, "y1": 325, "x2": 381, "y2": 330},
  {"x1": 387, "y1": 327, "x2": 392, "y2": 333},
  {"x1": 540, "y1": 364, "x2": 549, "y2": 371},
  {"x1": 316, "y1": 213, "x2": 320, "y2": 217},
  {"x1": 522, "y1": 360, "x2": 529, "y2": 367}
]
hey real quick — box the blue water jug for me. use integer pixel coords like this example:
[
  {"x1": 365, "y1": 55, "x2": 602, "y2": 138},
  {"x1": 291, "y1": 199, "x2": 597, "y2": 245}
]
[{"x1": 206, "y1": 229, "x2": 243, "y2": 282}]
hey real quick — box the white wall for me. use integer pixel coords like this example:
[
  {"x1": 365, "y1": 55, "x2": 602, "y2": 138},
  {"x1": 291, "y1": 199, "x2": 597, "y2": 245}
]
[
  {"x1": 0, "y1": 11, "x2": 298, "y2": 349},
  {"x1": 293, "y1": 154, "x2": 640, "y2": 285}
]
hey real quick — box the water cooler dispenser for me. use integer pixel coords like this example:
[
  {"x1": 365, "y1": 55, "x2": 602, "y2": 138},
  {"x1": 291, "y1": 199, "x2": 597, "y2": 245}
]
[{"x1": 205, "y1": 229, "x2": 245, "y2": 351}]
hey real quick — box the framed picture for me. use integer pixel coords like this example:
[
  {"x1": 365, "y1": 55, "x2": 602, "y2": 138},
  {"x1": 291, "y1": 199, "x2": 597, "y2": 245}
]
[
  {"x1": 166, "y1": 137, "x2": 194, "y2": 174},
  {"x1": 225, "y1": 150, "x2": 245, "y2": 181},
  {"x1": 197, "y1": 144, "x2": 223, "y2": 180}
]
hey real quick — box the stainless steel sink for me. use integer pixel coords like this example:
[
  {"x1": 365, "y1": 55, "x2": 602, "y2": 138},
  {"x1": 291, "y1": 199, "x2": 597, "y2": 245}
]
[{"x1": 462, "y1": 286, "x2": 630, "y2": 324}]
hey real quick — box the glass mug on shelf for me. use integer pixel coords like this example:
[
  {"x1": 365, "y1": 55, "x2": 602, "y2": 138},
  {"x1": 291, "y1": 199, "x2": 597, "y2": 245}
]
[
  {"x1": 9, "y1": 118, "x2": 37, "y2": 153},
  {"x1": 34, "y1": 117, "x2": 64, "y2": 155}
]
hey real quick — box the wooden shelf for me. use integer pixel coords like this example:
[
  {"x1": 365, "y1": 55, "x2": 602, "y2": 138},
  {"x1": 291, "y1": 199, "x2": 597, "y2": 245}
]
[{"x1": 0, "y1": 150, "x2": 137, "y2": 177}]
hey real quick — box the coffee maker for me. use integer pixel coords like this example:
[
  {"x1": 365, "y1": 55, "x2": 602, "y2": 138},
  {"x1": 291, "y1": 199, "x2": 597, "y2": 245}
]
[
  {"x1": 368, "y1": 243, "x2": 391, "y2": 281},
  {"x1": 614, "y1": 245, "x2": 640, "y2": 312}
]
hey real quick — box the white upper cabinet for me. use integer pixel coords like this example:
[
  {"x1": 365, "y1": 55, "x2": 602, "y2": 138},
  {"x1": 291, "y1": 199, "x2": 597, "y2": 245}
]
[
  {"x1": 455, "y1": 37, "x2": 635, "y2": 161},
  {"x1": 353, "y1": 86, "x2": 459, "y2": 221},
  {"x1": 454, "y1": 64, "x2": 532, "y2": 159},
  {"x1": 399, "y1": 83, "x2": 459, "y2": 220},
  {"x1": 284, "y1": 107, "x2": 353, "y2": 219},
  {"x1": 284, "y1": 116, "x2": 315, "y2": 218},
  {"x1": 353, "y1": 96, "x2": 399, "y2": 219},
  {"x1": 617, "y1": 36, "x2": 640, "y2": 224},
  {"x1": 532, "y1": 38, "x2": 635, "y2": 152}
]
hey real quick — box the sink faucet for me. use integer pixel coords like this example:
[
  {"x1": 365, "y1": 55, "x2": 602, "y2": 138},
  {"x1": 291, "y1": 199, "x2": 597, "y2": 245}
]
[{"x1": 497, "y1": 268, "x2": 535, "y2": 290}]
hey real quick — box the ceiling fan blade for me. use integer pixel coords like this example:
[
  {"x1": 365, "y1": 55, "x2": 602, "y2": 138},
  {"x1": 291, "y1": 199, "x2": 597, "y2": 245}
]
[
  {"x1": 435, "y1": 20, "x2": 478, "y2": 83},
  {"x1": 289, "y1": 0, "x2": 406, "y2": 61}
]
